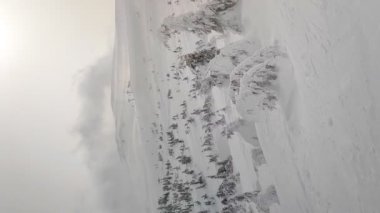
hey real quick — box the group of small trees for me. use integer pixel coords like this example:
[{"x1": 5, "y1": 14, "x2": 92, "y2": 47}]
[{"x1": 155, "y1": 0, "x2": 276, "y2": 212}]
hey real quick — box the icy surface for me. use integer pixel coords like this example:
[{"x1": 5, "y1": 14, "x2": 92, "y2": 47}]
[{"x1": 112, "y1": 0, "x2": 380, "y2": 212}]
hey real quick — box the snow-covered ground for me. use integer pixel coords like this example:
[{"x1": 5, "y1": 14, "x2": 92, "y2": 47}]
[{"x1": 112, "y1": 0, "x2": 380, "y2": 212}]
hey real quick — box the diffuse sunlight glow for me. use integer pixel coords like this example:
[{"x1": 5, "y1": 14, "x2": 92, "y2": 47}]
[{"x1": 0, "y1": 19, "x2": 14, "y2": 60}]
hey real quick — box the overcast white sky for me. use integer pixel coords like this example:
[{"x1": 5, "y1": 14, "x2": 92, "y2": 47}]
[{"x1": 0, "y1": 0, "x2": 115, "y2": 212}]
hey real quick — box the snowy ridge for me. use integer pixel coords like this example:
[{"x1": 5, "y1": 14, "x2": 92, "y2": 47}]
[{"x1": 113, "y1": 0, "x2": 380, "y2": 212}]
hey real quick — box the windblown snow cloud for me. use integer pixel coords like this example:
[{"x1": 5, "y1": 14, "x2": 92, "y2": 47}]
[{"x1": 76, "y1": 55, "x2": 134, "y2": 213}]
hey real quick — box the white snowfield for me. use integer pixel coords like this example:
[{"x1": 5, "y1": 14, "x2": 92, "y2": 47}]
[{"x1": 112, "y1": 0, "x2": 380, "y2": 212}]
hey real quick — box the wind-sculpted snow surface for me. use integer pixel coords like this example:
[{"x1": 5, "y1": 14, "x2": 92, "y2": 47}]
[{"x1": 113, "y1": 0, "x2": 380, "y2": 212}]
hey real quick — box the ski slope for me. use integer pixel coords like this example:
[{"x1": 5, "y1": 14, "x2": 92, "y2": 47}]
[{"x1": 112, "y1": 0, "x2": 380, "y2": 212}]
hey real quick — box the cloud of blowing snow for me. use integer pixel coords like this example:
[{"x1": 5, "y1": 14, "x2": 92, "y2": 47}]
[{"x1": 76, "y1": 55, "x2": 134, "y2": 213}]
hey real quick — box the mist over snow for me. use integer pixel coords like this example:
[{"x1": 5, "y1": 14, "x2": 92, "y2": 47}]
[
  {"x1": 76, "y1": 55, "x2": 139, "y2": 213},
  {"x1": 77, "y1": 0, "x2": 380, "y2": 212}
]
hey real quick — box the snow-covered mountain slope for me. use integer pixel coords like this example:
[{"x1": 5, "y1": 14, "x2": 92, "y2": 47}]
[{"x1": 112, "y1": 0, "x2": 380, "y2": 212}]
